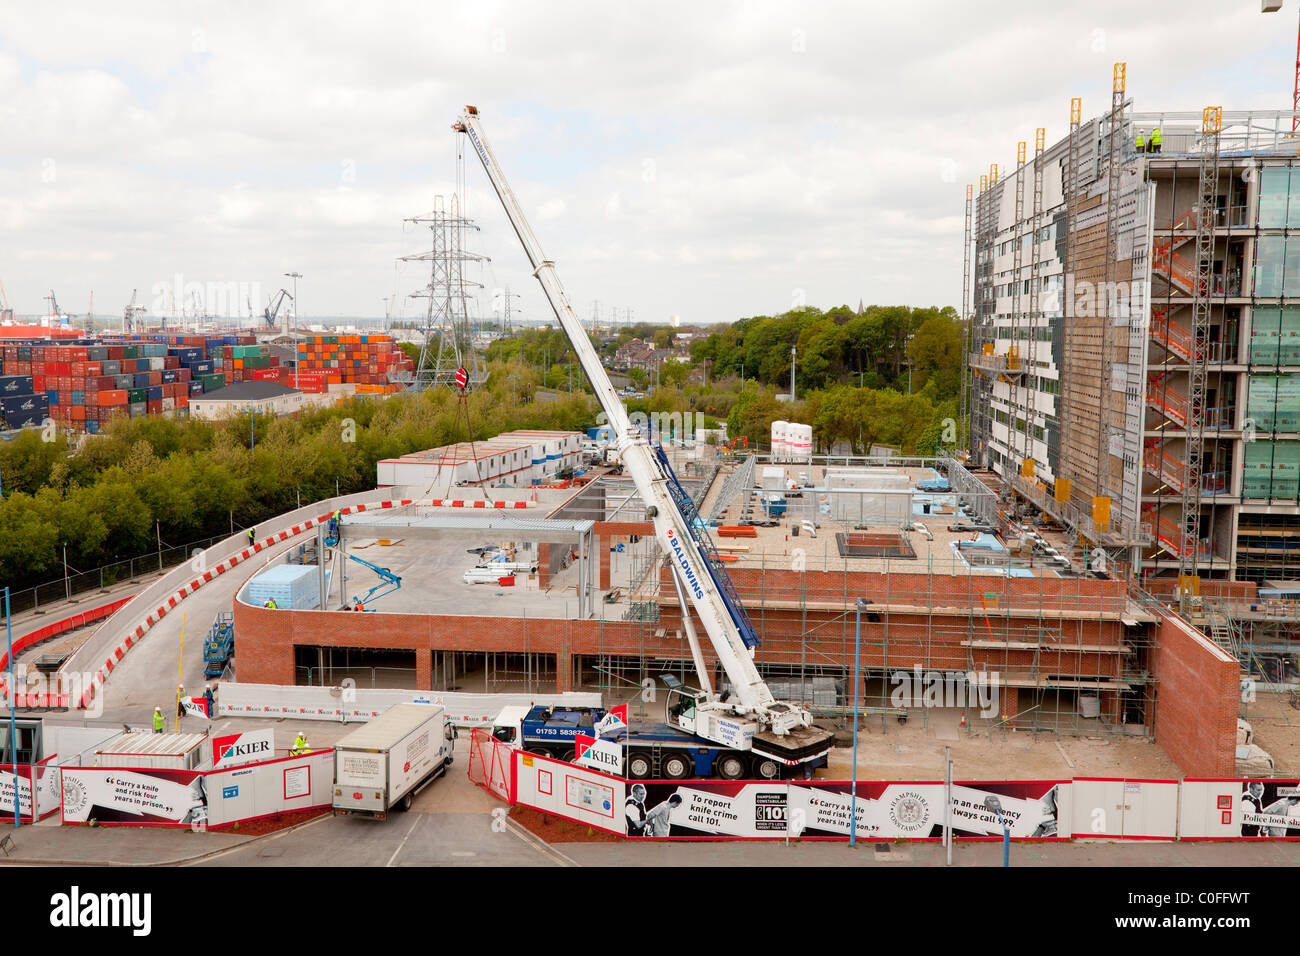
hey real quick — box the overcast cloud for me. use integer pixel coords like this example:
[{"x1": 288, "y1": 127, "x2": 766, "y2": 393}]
[{"x1": 0, "y1": 1, "x2": 1292, "y2": 328}]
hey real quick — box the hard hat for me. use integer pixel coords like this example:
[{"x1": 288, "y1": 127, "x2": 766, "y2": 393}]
[{"x1": 155, "y1": 707, "x2": 162, "y2": 712}]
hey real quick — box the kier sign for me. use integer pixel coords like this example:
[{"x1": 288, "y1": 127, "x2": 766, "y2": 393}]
[
  {"x1": 574, "y1": 733, "x2": 623, "y2": 776},
  {"x1": 455, "y1": 367, "x2": 469, "y2": 390},
  {"x1": 212, "y1": 728, "x2": 275, "y2": 769}
]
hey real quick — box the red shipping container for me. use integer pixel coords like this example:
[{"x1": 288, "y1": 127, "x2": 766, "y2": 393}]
[
  {"x1": 70, "y1": 405, "x2": 85, "y2": 421},
  {"x1": 176, "y1": 396, "x2": 189, "y2": 409},
  {"x1": 146, "y1": 400, "x2": 162, "y2": 415}
]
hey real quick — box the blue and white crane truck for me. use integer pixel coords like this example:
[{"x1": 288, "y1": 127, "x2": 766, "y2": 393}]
[
  {"x1": 492, "y1": 700, "x2": 830, "y2": 781},
  {"x1": 460, "y1": 106, "x2": 835, "y2": 782}
]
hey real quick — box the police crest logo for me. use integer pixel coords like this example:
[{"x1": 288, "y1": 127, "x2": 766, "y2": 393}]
[
  {"x1": 889, "y1": 791, "x2": 930, "y2": 833},
  {"x1": 62, "y1": 777, "x2": 88, "y2": 815}
]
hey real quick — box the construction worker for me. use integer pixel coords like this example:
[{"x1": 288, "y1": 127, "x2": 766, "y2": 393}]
[
  {"x1": 1135, "y1": 129, "x2": 1145, "y2": 153},
  {"x1": 177, "y1": 685, "x2": 185, "y2": 720},
  {"x1": 1150, "y1": 127, "x2": 1162, "y2": 154},
  {"x1": 329, "y1": 509, "x2": 342, "y2": 538},
  {"x1": 153, "y1": 707, "x2": 165, "y2": 733},
  {"x1": 247, "y1": 526, "x2": 256, "y2": 547},
  {"x1": 265, "y1": 598, "x2": 277, "y2": 609},
  {"x1": 204, "y1": 684, "x2": 215, "y2": 718},
  {"x1": 290, "y1": 731, "x2": 311, "y2": 756}
]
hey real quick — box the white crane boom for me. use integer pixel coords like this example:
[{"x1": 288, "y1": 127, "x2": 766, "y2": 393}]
[{"x1": 455, "y1": 107, "x2": 831, "y2": 760}]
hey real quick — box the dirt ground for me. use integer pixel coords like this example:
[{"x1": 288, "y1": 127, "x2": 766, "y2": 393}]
[
  {"x1": 823, "y1": 708, "x2": 1180, "y2": 780},
  {"x1": 1243, "y1": 692, "x2": 1300, "y2": 776},
  {"x1": 209, "y1": 806, "x2": 330, "y2": 836},
  {"x1": 510, "y1": 805, "x2": 622, "y2": 843}
]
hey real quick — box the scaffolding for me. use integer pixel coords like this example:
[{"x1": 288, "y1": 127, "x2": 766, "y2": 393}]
[
  {"x1": 576, "y1": 456, "x2": 1162, "y2": 738},
  {"x1": 1024, "y1": 128, "x2": 1046, "y2": 480},
  {"x1": 1099, "y1": 64, "x2": 1127, "y2": 509},
  {"x1": 1179, "y1": 107, "x2": 1222, "y2": 603},
  {"x1": 1006, "y1": 140, "x2": 1028, "y2": 501},
  {"x1": 961, "y1": 183, "x2": 973, "y2": 450}
]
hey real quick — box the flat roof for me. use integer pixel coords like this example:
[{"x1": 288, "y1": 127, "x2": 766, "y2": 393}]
[
  {"x1": 381, "y1": 441, "x2": 537, "y2": 465},
  {"x1": 199, "y1": 380, "x2": 300, "y2": 401},
  {"x1": 340, "y1": 510, "x2": 595, "y2": 542}
]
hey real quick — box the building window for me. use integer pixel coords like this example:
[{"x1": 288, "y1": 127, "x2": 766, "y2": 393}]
[
  {"x1": 1254, "y1": 236, "x2": 1300, "y2": 298},
  {"x1": 1258, "y1": 165, "x2": 1293, "y2": 229},
  {"x1": 1250, "y1": 307, "x2": 1300, "y2": 365},
  {"x1": 1247, "y1": 373, "x2": 1300, "y2": 432},
  {"x1": 1243, "y1": 440, "x2": 1300, "y2": 500}
]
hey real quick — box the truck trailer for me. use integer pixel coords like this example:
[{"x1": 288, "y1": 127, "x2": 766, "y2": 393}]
[
  {"x1": 491, "y1": 702, "x2": 828, "y2": 781},
  {"x1": 332, "y1": 703, "x2": 454, "y2": 819}
]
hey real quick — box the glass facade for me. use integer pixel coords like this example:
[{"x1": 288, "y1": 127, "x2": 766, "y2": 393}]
[
  {"x1": 1246, "y1": 373, "x2": 1300, "y2": 432},
  {"x1": 1258, "y1": 165, "x2": 1294, "y2": 229},
  {"x1": 1242, "y1": 440, "x2": 1300, "y2": 500},
  {"x1": 1253, "y1": 236, "x2": 1300, "y2": 298},
  {"x1": 1249, "y1": 307, "x2": 1300, "y2": 365}
]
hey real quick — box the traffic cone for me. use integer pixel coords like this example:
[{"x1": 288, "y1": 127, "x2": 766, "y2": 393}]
[{"x1": 960, "y1": 710, "x2": 967, "y2": 728}]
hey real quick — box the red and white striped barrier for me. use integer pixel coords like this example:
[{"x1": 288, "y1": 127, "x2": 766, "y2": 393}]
[
  {"x1": 76, "y1": 498, "x2": 425, "y2": 710},
  {"x1": 428, "y1": 499, "x2": 533, "y2": 509}
]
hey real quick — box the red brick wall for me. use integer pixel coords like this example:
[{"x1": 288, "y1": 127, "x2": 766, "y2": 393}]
[
  {"x1": 1151, "y1": 608, "x2": 1239, "y2": 777},
  {"x1": 594, "y1": 520, "x2": 652, "y2": 590},
  {"x1": 233, "y1": 599, "x2": 649, "y2": 691}
]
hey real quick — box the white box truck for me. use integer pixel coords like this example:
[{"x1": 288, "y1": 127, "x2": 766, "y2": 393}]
[{"x1": 332, "y1": 703, "x2": 454, "y2": 819}]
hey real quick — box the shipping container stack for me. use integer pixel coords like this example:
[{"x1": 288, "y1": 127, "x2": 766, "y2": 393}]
[
  {"x1": 294, "y1": 334, "x2": 412, "y2": 394},
  {"x1": 0, "y1": 367, "x2": 49, "y2": 430},
  {"x1": 0, "y1": 332, "x2": 267, "y2": 434},
  {"x1": 220, "y1": 342, "x2": 281, "y2": 386}
]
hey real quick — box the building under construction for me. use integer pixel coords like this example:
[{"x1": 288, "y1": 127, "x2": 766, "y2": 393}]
[
  {"x1": 232, "y1": 449, "x2": 1240, "y2": 777},
  {"x1": 964, "y1": 63, "x2": 1300, "y2": 700}
]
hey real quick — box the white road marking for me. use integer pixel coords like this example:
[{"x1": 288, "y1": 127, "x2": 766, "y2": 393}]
[{"x1": 387, "y1": 815, "x2": 421, "y2": 867}]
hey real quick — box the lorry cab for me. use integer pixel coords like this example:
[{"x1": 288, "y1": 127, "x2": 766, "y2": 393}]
[
  {"x1": 667, "y1": 686, "x2": 705, "y2": 735},
  {"x1": 491, "y1": 705, "x2": 531, "y2": 747}
]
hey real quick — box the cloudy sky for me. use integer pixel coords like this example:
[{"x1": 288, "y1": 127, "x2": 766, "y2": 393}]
[{"x1": 0, "y1": 1, "x2": 1293, "y2": 329}]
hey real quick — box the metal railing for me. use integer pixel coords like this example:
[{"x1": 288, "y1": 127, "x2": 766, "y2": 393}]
[
  {"x1": 1129, "y1": 110, "x2": 1300, "y2": 156},
  {"x1": 295, "y1": 666, "x2": 419, "y2": 689},
  {"x1": 4, "y1": 529, "x2": 245, "y2": 617}
]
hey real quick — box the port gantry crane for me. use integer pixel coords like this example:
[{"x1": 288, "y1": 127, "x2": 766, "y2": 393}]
[
  {"x1": 454, "y1": 106, "x2": 833, "y2": 767},
  {"x1": 263, "y1": 289, "x2": 294, "y2": 331}
]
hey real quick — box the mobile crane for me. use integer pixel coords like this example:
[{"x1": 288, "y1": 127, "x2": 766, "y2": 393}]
[{"x1": 456, "y1": 107, "x2": 834, "y2": 773}]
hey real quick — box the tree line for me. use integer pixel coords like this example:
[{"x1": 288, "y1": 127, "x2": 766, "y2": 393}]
[{"x1": 0, "y1": 360, "x2": 595, "y2": 591}]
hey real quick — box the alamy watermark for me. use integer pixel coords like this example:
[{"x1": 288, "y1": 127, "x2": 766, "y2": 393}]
[
  {"x1": 596, "y1": 410, "x2": 708, "y2": 443},
  {"x1": 889, "y1": 667, "x2": 1000, "y2": 718},
  {"x1": 150, "y1": 274, "x2": 261, "y2": 321}
]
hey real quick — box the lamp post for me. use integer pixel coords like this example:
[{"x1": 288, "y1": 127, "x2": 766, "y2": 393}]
[
  {"x1": 983, "y1": 794, "x2": 1011, "y2": 867},
  {"x1": 852, "y1": 598, "x2": 865, "y2": 847},
  {"x1": 790, "y1": 345, "x2": 796, "y2": 402},
  {"x1": 284, "y1": 272, "x2": 302, "y2": 390},
  {"x1": 4, "y1": 586, "x2": 16, "y2": 827}
]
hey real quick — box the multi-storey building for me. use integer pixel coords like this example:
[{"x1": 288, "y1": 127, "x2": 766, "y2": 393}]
[{"x1": 968, "y1": 79, "x2": 1300, "y2": 590}]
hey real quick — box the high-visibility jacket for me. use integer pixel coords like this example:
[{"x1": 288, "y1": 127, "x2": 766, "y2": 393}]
[
  {"x1": 1135, "y1": 132, "x2": 1145, "y2": 150},
  {"x1": 265, "y1": 599, "x2": 277, "y2": 609},
  {"x1": 292, "y1": 736, "x2": 311, "y2": 755},
  {"x1": 1151, "y1": 128, "x2": 1162, "y2": 148},
  {"x1": 153, "y1": 712, "x2": 165, "y2": 732}
]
